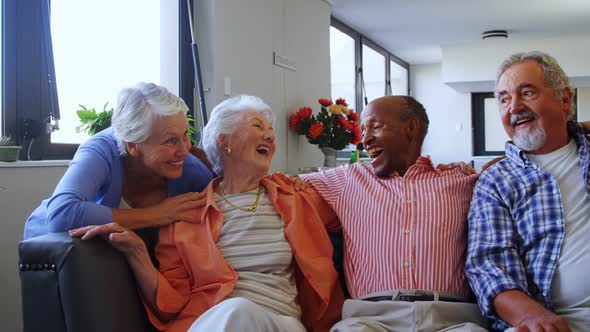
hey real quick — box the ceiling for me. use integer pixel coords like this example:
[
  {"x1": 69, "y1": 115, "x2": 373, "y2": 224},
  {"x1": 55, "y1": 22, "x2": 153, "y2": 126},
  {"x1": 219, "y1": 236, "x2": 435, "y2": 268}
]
[{"x1": 330, "y1": 0, "x2": 590, "y2": 64}]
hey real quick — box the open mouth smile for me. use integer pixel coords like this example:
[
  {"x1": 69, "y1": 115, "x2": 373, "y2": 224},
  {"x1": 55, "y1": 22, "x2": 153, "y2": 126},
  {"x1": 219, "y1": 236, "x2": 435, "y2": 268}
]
[
  {"x1": 511, "y1": 113, "x2": 537, "y2": 128},
  {"x1": 367, "y1": 146, "x2": 383, "y2": 159},
  {"x1": 256, "y1": 144, "x2": 271, "y2": 156}
]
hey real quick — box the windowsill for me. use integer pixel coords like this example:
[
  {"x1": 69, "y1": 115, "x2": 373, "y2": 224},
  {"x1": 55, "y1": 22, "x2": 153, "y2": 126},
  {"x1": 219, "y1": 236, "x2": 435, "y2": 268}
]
[{"x1": 0, "y1": 160, "x2": 70, "y2": 168}]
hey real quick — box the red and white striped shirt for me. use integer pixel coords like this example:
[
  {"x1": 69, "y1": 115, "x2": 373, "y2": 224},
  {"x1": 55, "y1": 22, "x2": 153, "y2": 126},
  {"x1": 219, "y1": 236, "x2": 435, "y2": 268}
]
[{"x1": 301, "y1": 157, "x2": 478, "y2": 299}]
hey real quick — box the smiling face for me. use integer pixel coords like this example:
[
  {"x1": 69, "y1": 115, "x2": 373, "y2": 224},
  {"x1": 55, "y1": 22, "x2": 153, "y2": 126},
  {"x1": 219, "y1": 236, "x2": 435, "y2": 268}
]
[
  {"x1": 221, "y1": 110, "x2": 276, "y2": 177},
  {"x1": 361, "y1": 97, "x2": 419, "y2": 177},
  {"x1": 497, "y1": 60, "x2": 572, "y2": 154},
  {"x1": 130, "y1": 112, "x2": 191, "y2": 179}
]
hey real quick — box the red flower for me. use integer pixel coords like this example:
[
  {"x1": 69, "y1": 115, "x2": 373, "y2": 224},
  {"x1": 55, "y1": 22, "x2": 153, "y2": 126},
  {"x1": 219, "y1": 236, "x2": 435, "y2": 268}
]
[
  {"x1": 289, "y1": 113, "x2": 300, "y2": 131},
  {"x1": 308, "y1": 122, "x2": 323, "y2": 139},
  {"x1": 338, "y1": 115, "x2": 353, "y2": 131},
  {"x1": 297, "y1": 106, "x2": 313, "y2": 120},
  {"x1": 318, "y1": 98, "x2": 333, "y2": 107},
  {"x1": 348, "y1": 111, "x2": 359, "y2": 122},
  {"x1": 351, "y1": 126, "x2": 362, "y2": 145},
  {"x1": 335, "y1": 98, "x2": 348, "y2": 107}
]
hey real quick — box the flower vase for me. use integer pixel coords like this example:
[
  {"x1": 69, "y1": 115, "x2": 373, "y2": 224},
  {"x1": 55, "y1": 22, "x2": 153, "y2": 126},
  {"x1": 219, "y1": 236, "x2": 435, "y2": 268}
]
[{"x1": 320, "y1": 147, "x2": 338, "y2": 168}]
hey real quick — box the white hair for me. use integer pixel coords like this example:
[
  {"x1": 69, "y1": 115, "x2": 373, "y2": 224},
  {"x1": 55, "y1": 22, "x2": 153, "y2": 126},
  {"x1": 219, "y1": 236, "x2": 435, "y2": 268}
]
[
  {"x1": 202, "y1": 95, "x2": 275, "y2": 176},
  {"x1": 112, "y1": 82, "x2": 189, "y2": 155}
]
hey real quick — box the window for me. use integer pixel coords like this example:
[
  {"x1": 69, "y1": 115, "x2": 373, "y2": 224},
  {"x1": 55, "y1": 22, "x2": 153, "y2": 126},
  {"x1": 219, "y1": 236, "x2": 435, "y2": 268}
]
[
  {"x1": 389, "y1": 59, "x2": 408, "y2": 96},
  {"x1": 329, "y1": 17, "x2": 409, "y2": 117},
  {"x1": 472, "y1": 93, "x2": 508, "y2": 155},
  {"x1": 51, "y1": 0, "x2": 174, "y2": 144},
  {"x1": 329, "y1": 26, "x2": 356, "y2": 111},
  {"x1": 0, "y1": 3, "x2": 2, "y2": 138},
  {"x1": 362, "y1": 43, "x2": 386, "y2": 104},
  {"x1": 2, "y1": 0, "x2": 192, "y2": 160},
  {"x1": 329, "y1": 18, "x2": 409, "y2": 157}
]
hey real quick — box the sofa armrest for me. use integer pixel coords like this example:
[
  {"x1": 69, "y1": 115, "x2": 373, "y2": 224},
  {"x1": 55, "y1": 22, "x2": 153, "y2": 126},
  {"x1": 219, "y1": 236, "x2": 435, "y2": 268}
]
[{"x1": 19, "y1": 232, "x2": 154, "y2": 332}]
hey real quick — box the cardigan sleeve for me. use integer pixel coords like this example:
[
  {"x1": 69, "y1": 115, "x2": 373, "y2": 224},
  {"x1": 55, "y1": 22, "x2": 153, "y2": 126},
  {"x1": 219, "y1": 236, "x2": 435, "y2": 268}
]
[{"x1": 144, "y1": 224, "x2": 192, "y2": 330}]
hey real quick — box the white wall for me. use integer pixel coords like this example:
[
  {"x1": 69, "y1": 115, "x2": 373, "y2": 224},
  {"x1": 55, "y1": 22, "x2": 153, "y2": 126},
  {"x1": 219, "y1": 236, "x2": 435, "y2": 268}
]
[
  {"x1": 442, "y1": 34, "x2": 590, "y2": 92},
  {"x1": 0, "y1": 165, "x2": 67, "y2": 331},
  {"x1": 196, "y1": 0, "x2": 331, "y2": 173},
  {"x1": 411, "y1": 63, "x2": 472, "y2": 165}
]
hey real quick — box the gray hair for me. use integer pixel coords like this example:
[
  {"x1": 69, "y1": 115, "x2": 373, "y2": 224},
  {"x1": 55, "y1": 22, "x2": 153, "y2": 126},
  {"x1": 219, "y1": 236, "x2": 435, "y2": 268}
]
[
  {"x1": 112, "y1": 82, "x2": 189, "y2": 155},
  {"x1": 202, "y1": 95, "x2": 275, "y2": 176},
  {"x1": 496, "y1": 51, "x2": 576, "y2": 120}
]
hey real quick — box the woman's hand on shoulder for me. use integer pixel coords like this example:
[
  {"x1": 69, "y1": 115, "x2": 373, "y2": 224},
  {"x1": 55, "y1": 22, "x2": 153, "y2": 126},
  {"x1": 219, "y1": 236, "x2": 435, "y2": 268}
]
[
  {"x1": 149, "y1": 191, "x2": 207, "y2": 226},
  {"x1": 69, "y1": 223, "x2": 146, "y2": 258}
]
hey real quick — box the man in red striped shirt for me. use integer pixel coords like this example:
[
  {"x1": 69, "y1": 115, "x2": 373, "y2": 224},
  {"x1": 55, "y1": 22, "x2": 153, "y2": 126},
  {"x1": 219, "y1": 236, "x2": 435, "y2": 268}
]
[{"x1": 300, "y1": 96, "x2": 489, "y2": 331}]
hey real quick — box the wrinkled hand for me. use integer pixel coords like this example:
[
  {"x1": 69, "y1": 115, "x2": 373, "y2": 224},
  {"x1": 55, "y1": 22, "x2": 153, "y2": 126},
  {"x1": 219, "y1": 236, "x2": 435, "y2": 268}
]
[
  {"x1": 514, "y1": 311, "x2": 571, "y2": 332},
  {"x1": 69, "y1": 223, "x2": 146, "y2": 257},
  {"x1": 287, "y1": 174, "x2": 309, "y2": 191},
  {"x1": 151, "y1": 191, "x2": 207, "y2": 226},
  {"x1": 437, "y1": 161, "x2": 477, "y2": 175}
]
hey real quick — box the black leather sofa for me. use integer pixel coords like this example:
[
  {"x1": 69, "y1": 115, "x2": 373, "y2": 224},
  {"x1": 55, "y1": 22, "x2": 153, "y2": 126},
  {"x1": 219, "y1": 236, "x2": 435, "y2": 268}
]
[
  {"x1": 18, "y1": 232, "x2": 155, "y2": 332},
  {"x1": 18, "y1": 231, "x2": 347, "y2": 332}
]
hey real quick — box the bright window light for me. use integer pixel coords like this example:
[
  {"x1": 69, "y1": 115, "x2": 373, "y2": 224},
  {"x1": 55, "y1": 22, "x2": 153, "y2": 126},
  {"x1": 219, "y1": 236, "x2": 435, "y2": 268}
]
[
  {"x1": 362, "y1": 44, "x2": 385, "y2": 104},
  {"x1": 51, "y1": 0, "x2": 163, "y2": 144},
  {"x1": 390, "y1": 60, "x2": 408, "y2": 96},
  {"x1": 330, "y1": 27, "x2": 356, "y2": 110}
]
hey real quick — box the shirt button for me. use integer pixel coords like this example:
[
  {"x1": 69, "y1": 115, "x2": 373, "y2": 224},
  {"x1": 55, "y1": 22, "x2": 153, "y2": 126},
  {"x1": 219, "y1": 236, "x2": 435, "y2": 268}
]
[
  {"x1": 406, "y1": 199, "x2": 412, "y2": 204},
  {"x1": 551, "y1": 255, "x2": 557, "y2": 260},
  {"x1": 542, "y1": 291, "x2": 547, "y2": 297},
  {"x1": 404, "y1": 261, "x2": 410, "y2": 267},
  {"x1": 404, "y1": 229, "x2": 410, "y2": 234},
  {"x1": 552, "y1": 189, "x2": 558, "y2": 194}
]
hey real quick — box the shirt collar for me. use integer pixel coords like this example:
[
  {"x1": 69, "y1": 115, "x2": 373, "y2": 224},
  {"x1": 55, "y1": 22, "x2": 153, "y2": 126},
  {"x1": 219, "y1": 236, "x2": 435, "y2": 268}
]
[{"x1": 385, "y1": 155, "x2": 435, "y2": 178}]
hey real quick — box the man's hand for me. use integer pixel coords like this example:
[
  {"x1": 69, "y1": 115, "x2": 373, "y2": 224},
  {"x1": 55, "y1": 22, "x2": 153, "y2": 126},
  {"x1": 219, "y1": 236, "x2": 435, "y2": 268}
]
[
  {"x1": 514, "y1": 312, "x2": 571, "y2": 332},
  {"x1": 436, "y1": 161, "x2": 477, "y2": 175},
  {"x1": 495, "y1": 290, "x2": 571, "y2": 332}
]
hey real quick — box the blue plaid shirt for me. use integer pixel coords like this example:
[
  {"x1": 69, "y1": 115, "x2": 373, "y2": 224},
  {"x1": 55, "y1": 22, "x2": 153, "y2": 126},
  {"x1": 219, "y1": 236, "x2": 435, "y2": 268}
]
[{"x1": 466, "y1": 123, "x2": 590, "y2": 331}]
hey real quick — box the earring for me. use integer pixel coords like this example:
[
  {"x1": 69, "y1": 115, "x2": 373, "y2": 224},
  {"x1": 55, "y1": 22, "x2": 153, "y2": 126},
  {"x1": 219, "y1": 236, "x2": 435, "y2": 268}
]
[{"x1": 226, "y1": 146, "x2": 232, "y2": 154}]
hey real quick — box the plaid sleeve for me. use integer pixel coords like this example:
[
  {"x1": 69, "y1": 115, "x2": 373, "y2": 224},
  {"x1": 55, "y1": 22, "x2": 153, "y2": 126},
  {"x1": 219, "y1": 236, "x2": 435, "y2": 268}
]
[{"x1": 466, "y1": 170, "x2": 531, "y2": 324}]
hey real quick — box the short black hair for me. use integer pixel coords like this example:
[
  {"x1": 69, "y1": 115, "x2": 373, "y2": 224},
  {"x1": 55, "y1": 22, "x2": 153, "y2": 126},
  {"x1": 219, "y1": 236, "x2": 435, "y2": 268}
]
[{"x1": 400, "y1": 96, "x2": 429, "y2": 143}]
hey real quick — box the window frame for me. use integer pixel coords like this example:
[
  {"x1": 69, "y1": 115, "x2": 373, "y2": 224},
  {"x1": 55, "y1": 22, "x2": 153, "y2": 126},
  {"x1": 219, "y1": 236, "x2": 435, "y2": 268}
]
[{"x1": 330, "y1": 17, "x2": 410, "y2": 116}]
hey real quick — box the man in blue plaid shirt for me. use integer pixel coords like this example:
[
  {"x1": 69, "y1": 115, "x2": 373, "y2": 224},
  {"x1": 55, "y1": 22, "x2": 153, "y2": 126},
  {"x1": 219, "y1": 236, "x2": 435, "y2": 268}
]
[{"x1": 467, "y1": 51, "x2": 590, "y2": 332}]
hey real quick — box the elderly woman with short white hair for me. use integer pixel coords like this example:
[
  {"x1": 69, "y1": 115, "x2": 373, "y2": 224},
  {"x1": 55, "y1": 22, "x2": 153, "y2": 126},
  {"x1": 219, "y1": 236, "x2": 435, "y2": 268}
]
[
  {"x1": 74, "y1": 94, "x2": 344, "y2": 332},
  {"x1": 24, "y1": 82, "x2": 214, "y2": 241}
]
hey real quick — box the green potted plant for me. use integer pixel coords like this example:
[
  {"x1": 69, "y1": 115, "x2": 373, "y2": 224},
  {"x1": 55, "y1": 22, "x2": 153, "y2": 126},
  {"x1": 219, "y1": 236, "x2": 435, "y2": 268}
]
[
  {"x1": 0, "y1": 136, "x2": 22, "y2": 162},
  {"x1": 76, "y1": 102, "x2": 114, "y2": 136},
  {"x1": 76, "y1": 102, "x2": 199, "y2": 144}
]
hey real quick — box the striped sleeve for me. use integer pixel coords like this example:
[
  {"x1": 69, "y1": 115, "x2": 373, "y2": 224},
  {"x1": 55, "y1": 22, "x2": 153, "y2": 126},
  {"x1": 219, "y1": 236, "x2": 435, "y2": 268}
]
[{"x1": 300, "y1": 166, "x2": 349, "y2": 207}]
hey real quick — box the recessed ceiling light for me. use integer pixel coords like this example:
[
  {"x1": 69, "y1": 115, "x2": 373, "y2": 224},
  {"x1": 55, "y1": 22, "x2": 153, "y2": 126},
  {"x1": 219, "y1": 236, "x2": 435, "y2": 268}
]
[{"x1": 482, "y1": 30, "x2": 508, "y2": 39}]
